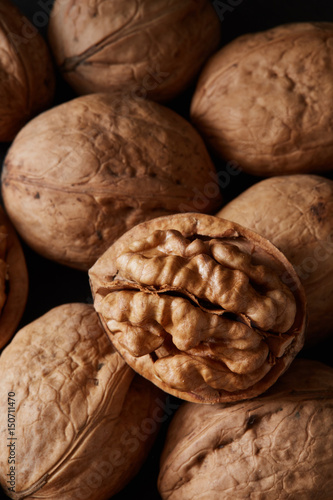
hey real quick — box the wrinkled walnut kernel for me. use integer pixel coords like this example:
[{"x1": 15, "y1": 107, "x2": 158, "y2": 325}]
[{"x1": 89, "y1": 214, "x2": 306, "y2": 403}]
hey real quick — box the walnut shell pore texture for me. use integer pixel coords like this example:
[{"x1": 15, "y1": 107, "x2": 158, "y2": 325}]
[
  {"x1": 89, "y1": 214, "x2": 306, "y2": 404},
  {"x1": 217, "y1": 174, "x2": 333, "y2": 346},
  {"x1": 1, "y1": 93, "x2": 221, "y2": 270},
  {"x1": 0, "y1": 0, "x2": 55, "y2": 142},
  {"x1": 0, "y1": 303, "x2": 162, "y2": 500},
  {"x1": 48, "y1": 0, "x2": 221, "y2": 101},
  {"x1": 191, "y1": 22, "x2": 333, "y2": 176},
  {"x1": 158, "y1": 359, "x2": 333, "y2": 500}
]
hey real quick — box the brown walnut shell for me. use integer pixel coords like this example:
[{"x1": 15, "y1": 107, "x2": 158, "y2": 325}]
[
  {"x1": 89, "y1": 213, "x2": 306, "y2": 404},
  {"x1": 1, "y1": 93, "x2": 221, "y2": 271},
  {"x1": 0, "y1": 0, "x2": 55, "y2": 142},
  {"x1": 48, "y1": 0, "x2": 221, "y2": 102},
  {"x1": 217, "y1": 174, "x2": 333, "y2": 346},
  {"x1": 0, "y1": 303, "x2": 163, "y2": 500},
  {"x1": 191, "y1": 22, "x2": 333, "y2": 176},
  {"x1": 158, "y1": 359, "x2": 333, "y2": 500},
  {"x1": 0, "y1": 205, "x2": 28, "y2": 349}
]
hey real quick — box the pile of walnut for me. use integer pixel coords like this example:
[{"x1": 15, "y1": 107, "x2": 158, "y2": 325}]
[{"x1": 0, "y1": 1, "x2": 332, "y2": 499}]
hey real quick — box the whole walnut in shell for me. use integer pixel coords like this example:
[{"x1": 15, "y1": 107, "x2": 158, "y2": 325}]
[
  {"x1": 1, "y1": 93, "x2": 221, "y2": 271},
  {"x1": 158, "y1": 359, "x2": 333, "y2": 499},
  {"x1": 217, "y1": 174, "x2": 333, "y2": 346},
  {"x1": 191, "y1": 22, "x2": 333, "y2": 176},
  {"x1": 0, "y1": 303, "x2": 163, "y2": 500},
  {"x1": 89, "y1": 213, "x2": 306, "y2": 404},
  {"x1": 48, "y1": 0, "x2": 221, "y2": 101},
  {"x1": 0, "y1": 205, "x2": 28, "y2": 349},
  {"x1": 0, "y1": 0, "x2": 55, "y2": 142}
]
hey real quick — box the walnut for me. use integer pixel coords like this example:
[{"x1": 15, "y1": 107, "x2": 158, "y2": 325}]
[
  {"x1": 89, "y1": 213, "x2": 306, "y2": 404},
  {"x1": 1, "y1": 93, "x2": 221, "y2": 271},
  {"x1": 191, "y1": 22, "x2": 333, "y2": 176},
  {"x1": 0, "y1": 303, "x2": 163, "y2": 500},
  {"x1": 0, "y1": 0, "x2": 55, "y2": 142},
  {"x1": 48, "y1": 0, "x2": 221, "y2": 102},
  {"x1": 158, "y1": 359, "x2": 333, "y2": 500},
  {"x1": 0, "y1": 205, "x2": 28, "y2": 349},
  {"x1": 217, "y1": 174, "x2": 333, "y2": 347}
]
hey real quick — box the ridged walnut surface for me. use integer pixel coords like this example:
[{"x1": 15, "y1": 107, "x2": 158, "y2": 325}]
[
  {"x1": 0, "y1": 0, "x2": 55, "y2": 142},
  {"x1": 48, "y1": 0, "x2": 221, "y2": 101},
  {"x1": 217, "y1": 174, "x2": 333, "y2": 346},
  {"x1": 0, "y1": 206, "x2": 28, "y2": 349},
  {"x1": 191, "y1": 22, "x2": 333, "y2": 176},
  {"x1": 158, "y1": 359, "x2": 333, "y2": 500},
  {"x1": 0, "y1": 303, "x2": 163, "y2": 500},
  {"x1": 89, "y1": 213, "x2": 306, "y2": 404},
  {"x1": 1, "y1": 93, "x2": 221, "y2": 271}
]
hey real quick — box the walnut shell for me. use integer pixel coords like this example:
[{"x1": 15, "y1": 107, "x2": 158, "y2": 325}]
[
  {"x1": 0, "y1": 303, "x2": 163, "y2": 500},
  {"x1": 1, "y1": 93, "x2": 221, "y2": 271},
  {"x1": 89, "y1": 213, "x2": 306, "y2": 404},
  {"x1": 217, "y1": 174, "x2": 333, "y2": 346},
  {"x1": 0, "y1": 0, "x2": 55, "y2": 142},
  {"x1": 48, "y1": 0, "x2": 221, "y2": 102},
  {"x1": 158, "y1": 359, "x2": 333, "y2": 500},
  {"x1": 191, "y1": 22, "x2": 333, "y2": 176},
  {"x1": 0, "y1": 205, "x2": 28, "y2": 349}
]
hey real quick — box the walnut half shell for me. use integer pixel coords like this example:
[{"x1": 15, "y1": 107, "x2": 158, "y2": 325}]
[
  {"x1": 0, "y1": 303, "x2": 163, "y2": 500},
  {"x1": 89, "y1": 213, "x2": 306, "y2": 404}
]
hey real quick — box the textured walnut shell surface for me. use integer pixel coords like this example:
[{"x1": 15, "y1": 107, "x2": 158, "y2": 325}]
[
  {"x1": 217, "y1": 174, "x2": 333, "y2": 346},
  {"x1": 0, "y1": 0, "x2": 55, "y2": 142},
  {"x1": 1, "y1": 93, "x2": 221, "y2": 271},
  {"x1": 158, "y1": 359, "x2": 333, "y2": 500},
  {"x1": 191, "y1": 22, "x2": 333, "y2": 176},
  {"x1": 0, "y1": 205, "x2": 28, "y2": 349},
  {"x1": 0, "y1": 303, "x2": 163, "y2": 500},
  {"x1": 89, "y1": 213, "x2": 306, "y2": 404},
  {"x1": 48, "y1": 0, "x2": 221, "y2": 101}
]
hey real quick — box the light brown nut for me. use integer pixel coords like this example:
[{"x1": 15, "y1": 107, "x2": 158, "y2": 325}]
[
  {"x1": 158, "y1": 359, "x2": 333, "y2": 500},
  {"x1": 89, "y1": 213, "x2": 306, "y2": 404},
  {"x1": 0, "y1": 0, "x2": 55, "y2": 142},
  {"x1": 0, "y1": 303, "x2": 163, "y2": 500},
  {"x1": 217, "y1": 174, "x2": 333, "y2": 347},
  {"x1": 48, "y1": 0, "x2": 221, "y2": 102},
  {"x1": 1, "y1": 93, "x2": 221, "y2": 271},
  {"x1": 0, "y1": 205, "x2": 28, "y2": 349},
  {"x1": 191, "y1": 22, "x2": 333, "y2": 176}
]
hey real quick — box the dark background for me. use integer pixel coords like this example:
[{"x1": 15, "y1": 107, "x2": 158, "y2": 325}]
[{"x1": 1, "y1": 1, "x2": 333, "y2": 499}]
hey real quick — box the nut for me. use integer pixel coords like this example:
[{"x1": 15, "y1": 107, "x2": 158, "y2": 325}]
[
  {"x1": 48, "y1": 0, "x2": 221, "y2": 101},
  {"x1": 89, "y1": 213, "x2": 306, "y2": 404},
  {"x1": 158, "y1": 359, "x2": 333, "y2": 500},
  {"x1": 0, "y1": 303, "x2": 163, "y2": 500},
  {"x1": 0, "y1": 0, "x2": 55, "y2": 142},
  {"x1": 1, "y1": 93, "x2": 221, "y2": 271},
  {"x1": 191, "y1": 22, "x2": 333, "y2": 176},
  {"x1": 0, "y1": 205, "x2": 28, "y2": 349},
  {"x1": 217, "y1": 174, "x2": 333, "y2": 346}
]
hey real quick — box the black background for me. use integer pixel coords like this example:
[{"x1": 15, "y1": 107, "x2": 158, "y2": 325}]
[{"x1": 1, "y1": 1, "x2": 333, "y2": 499}]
